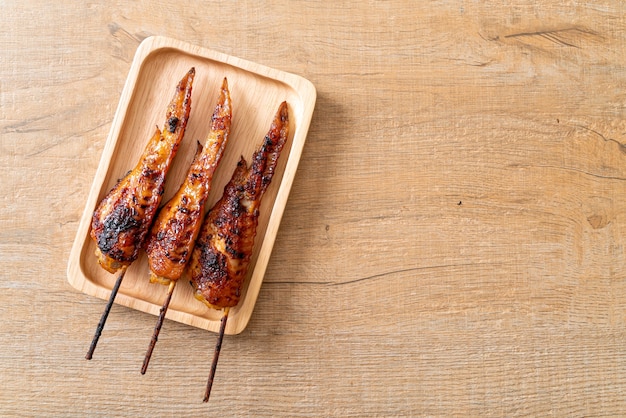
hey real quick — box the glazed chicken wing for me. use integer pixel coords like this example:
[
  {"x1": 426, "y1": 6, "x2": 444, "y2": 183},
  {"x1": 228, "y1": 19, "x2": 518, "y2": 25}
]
[
  {"x1": 188, "y1": 101, "x2": 289, "y2": 309},
  {"x1": 90, "y1": 68, "x2": 195, "y2": 273},
  {"x1": 145, "y1": 78, "x2": 232, "y2": 284}
]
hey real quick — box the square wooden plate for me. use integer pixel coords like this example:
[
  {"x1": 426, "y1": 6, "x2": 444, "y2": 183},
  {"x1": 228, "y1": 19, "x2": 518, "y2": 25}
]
[{"x1": 67, "y1": 36, "x2": 316, "y2": 335}]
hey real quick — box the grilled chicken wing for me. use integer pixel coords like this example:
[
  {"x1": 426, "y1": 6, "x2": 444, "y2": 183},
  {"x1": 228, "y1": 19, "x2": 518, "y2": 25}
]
[
  {"x1": 146, "y1": 78, "x2": 232, "y2": 285},
  {"x1": 90, "y1": 68, "x2": 195, "y2": 273},
  {"x1": 188, "y1": 101, "x2": 289, "y2": 309}
]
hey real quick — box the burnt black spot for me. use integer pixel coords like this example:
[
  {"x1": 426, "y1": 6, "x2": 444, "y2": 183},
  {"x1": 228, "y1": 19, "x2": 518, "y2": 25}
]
[
  {"x1": 97, "y1": 204, "x2": 141, "y2": 255},
  {"x1": 198, "y1": 246, "x2": 228, "y2": 282},
  {"x1": 253, "y1": 150, "x2": 265, "y2": 164},
  {"x1": 167, "y1": 116, "x2": 179, "y2": 133},
  {"x1": 166, "y1": 254, "x2": 183, "y2": 264},
  {"x1": 225, "y1": 245, "x2": 245, "y2": 259},
  {"x1": 116, "y1": 170, "x2": 132, "y2": 184},
  {"x1": 141, "y1": 168, "x2": 164, "y2": 184}
]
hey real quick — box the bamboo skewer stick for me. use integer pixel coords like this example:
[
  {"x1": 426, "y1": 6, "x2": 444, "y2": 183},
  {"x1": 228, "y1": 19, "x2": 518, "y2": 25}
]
[
  {"x1": 204, "y1": 307, "x2": 230, "y2": 403},
  {"x1": 141, "y1": 280, "x2": 177, "y2": 374},
  {"x1": 85, "y1": 268, "x2": 127, "y2": 360}
]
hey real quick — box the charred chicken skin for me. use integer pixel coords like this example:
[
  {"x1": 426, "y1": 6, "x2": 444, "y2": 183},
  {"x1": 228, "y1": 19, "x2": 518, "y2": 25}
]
[
  {"x1": 90, "y1": 68, "x2": 195, "y2": 273},
  {"x1": 146, "y1": 78, "x2": 232, "y2": 285},
  {"x1": 188, "y1": 101, "x2": 289, "y2": 309}
]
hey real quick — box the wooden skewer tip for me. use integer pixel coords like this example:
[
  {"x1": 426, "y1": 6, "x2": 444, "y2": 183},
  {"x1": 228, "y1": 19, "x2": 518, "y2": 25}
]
[
  {"x1": 85, "y1": 268, "x2": 127, "y2": 360},
  {"x1": 204, "y1": 307, "x2": 230, "y2": 403},
  {"x1": 141, "y1": 280, "x2": 177, "y2": 374}
]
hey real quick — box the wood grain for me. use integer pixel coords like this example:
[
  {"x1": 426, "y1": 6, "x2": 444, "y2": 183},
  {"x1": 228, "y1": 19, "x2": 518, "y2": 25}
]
[{"x1": 2, "y1": 1, "x2": 626, "y2": 416}]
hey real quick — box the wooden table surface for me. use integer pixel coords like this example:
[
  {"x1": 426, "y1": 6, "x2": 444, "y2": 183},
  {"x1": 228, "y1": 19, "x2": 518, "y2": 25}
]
[{"x1": 2, "y1": 1, "x2": 626, "y2": 416}]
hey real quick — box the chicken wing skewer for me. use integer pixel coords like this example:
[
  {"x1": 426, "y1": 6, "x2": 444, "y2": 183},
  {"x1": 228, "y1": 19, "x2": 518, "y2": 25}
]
[
  {"x1": 187, "y1": 101, "x2": 289, "y2": 402},
  {"x1": 141, "y1": 78, "x2": 232, "y2": 374},
  {"x1": 86, "y1": 68, "x2": 195, "y2": 359}
]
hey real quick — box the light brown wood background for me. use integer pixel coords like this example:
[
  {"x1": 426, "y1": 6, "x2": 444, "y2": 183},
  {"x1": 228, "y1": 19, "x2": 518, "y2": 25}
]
[{"x1": 2, "y1": 1, "x2": 626, "y2": 416}]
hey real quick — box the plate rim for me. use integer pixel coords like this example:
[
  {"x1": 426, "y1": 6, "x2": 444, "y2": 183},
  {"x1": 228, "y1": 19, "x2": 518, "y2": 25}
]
[{"x1": 66, "y1": 35, "x2": 316, "y2": 335}]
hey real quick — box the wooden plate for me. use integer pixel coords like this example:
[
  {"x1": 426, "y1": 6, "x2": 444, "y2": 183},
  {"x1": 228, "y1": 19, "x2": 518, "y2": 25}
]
[{"x1": 67, "y1": 36, "x2": 316, "y2": 335}]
